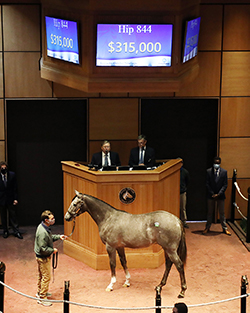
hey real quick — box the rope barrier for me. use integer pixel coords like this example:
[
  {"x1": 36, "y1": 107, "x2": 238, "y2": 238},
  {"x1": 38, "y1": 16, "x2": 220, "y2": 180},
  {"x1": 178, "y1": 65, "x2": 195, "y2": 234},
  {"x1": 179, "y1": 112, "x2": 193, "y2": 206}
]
[
  {"x1": 235, "y1": 182, "x2": 249, "y2": 202},
  {"x1": 233, "y1": 202, "x2": 247, "y2": 220},
  {"x1": 0, "y1": 280, "x2": 249, "y2": 310}
]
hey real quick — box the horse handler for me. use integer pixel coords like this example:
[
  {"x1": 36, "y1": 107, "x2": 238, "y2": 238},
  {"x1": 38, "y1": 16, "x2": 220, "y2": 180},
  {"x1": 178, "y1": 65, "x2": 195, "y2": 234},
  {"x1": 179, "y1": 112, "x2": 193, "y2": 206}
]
[{"x1": 34, "y1": 210, "x2": 67, "y2": 306}]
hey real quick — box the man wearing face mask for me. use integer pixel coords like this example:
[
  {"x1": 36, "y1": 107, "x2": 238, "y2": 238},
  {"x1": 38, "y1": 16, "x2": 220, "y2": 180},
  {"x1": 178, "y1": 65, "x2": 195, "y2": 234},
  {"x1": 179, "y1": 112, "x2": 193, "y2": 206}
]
[
  {"x1": 0, "y1": 161, "x2": 22, "y2": 239},
  {"x1": 203, "y1": 157, "x2": 231, "y2": 236},
  {"x1": 34, "y1": 210, "x2": 67, "y2": 306}
]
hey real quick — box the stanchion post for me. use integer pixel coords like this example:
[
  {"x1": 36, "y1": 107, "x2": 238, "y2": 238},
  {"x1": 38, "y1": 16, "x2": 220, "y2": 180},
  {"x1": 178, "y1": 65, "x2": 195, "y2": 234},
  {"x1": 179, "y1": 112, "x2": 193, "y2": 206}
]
[
  {"x1": 241, "y1": 275, "x2": 248, "y2": 313},
  {"x1": 246, "y1": 187, "x2": 250, "y2": 243},
  {"x1": 155, "y1": 286, "x2": 161, "y2": 313},
  {"x1": 0, "y1": 262, "x2": 6, "y2": 313},
  {"x1": 64, "y1": 281, "x2": 70, "y2": 313},
  {"x1": 230, "y1": 169, "x2": 237, "y2": 223}
]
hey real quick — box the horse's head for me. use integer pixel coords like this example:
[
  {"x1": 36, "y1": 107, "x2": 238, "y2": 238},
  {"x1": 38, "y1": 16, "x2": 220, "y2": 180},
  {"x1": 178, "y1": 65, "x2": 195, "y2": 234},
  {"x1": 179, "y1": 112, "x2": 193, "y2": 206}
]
[{"x1": 64, "y1": 190, "x2": 86, "y2": 222}]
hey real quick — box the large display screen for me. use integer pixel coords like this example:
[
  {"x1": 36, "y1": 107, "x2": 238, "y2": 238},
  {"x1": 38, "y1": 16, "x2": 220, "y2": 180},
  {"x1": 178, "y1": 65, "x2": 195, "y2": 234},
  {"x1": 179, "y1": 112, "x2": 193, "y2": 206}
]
[
  {"x1": 96, "y1": 24, "x2": 173, "y2": 67},
  {"x1": 183, "y1": 17, "x2": 201, "y2": 63},
  {"x1": 45, "y1": 16, "x2": 79, "y2": 64}
]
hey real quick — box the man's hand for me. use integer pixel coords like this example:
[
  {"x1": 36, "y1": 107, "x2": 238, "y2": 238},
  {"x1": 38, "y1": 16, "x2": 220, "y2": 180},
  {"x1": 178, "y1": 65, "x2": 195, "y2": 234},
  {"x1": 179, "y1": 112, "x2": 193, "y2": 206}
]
[
  {"x1": 60, "y1": 235, "x2": 68, "y2": 241},
  {"x1": 53, "y1": 248, "x2": 58, "y2": 254}
]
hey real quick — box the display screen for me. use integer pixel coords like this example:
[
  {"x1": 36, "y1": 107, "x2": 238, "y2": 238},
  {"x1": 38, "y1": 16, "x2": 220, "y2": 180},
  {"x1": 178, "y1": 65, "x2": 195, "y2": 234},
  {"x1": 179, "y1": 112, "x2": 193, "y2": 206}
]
[
  {"x1": 183, "y1": 17, "x2": 201, "y2": 63},
  {"x1": 45, "y1": 16, "x2": 79, "y2": 64},
  {"x1": 96, "y1": 24, "x2": 173, "y2": 67}
]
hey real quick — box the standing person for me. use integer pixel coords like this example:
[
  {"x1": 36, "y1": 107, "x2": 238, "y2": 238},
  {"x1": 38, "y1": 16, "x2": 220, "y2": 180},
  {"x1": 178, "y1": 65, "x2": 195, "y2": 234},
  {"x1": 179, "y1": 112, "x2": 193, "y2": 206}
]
[
  {"x1": 203, "y1": 156, "x2": 231, "y2": 236},
  {"x1": 179, "y1": 159, "x2": 190, "y2": 229},
  {"x1": 0, "y1": 161, "x2": 22, "y2": 239},
  {"x1": 90, "y1": 140, "x2": 121, "y2": 168},
  {"x1": 128, "y1": 134, "x2": 155, "y2": 167},
  {"x1": 34, "y1": 210, "x2": 67, "y2": 306},
  {"x1": 173, "y1": 302, "x2": 188, "y2": 313}
]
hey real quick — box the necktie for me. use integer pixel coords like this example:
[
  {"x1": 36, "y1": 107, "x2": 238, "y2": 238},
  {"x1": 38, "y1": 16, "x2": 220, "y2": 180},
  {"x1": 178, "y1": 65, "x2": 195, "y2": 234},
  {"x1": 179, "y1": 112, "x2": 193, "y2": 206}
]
[
  {"x1": 3, "y1": 175, "x2": 7, "y2": 187},
  {"x1": 139, "y1": 148, "x2": 144, "y2": 164},
  {"x1": 215, "y1": 169, "x2": 219, "y2": 182},
  {"x1": 104, "y1": 154, "x2": 108, "y2": 166}
]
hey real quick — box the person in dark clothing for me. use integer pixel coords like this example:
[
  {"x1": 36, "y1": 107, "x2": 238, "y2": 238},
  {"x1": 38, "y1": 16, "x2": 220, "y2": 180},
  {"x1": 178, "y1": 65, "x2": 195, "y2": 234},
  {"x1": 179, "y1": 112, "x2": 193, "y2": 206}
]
[
  {"x1": 173, "y1": 302, "x2": 188, "y2": 313},
  {"x1": 128, "y1": 134, "x2": 155, "y2": 167},
  {"x1": 91, "y1": 140, "x2": 121, "y2": 168},
  {"x1": 179, "y1": 160, "x2": 190, "y2": 228},
  {"x1": 0, "y1": 161, "x2": 22, "y2": 239},
  {"x1": 203, "y1": 156, "x2": 231, "y2": 236}
]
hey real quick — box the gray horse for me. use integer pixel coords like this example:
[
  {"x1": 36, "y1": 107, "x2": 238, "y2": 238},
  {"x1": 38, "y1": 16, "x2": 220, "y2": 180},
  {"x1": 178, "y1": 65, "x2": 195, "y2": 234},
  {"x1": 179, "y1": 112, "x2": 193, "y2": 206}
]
[{"x1": 65, "y1": 190, "x2": 187, "y2": 298}]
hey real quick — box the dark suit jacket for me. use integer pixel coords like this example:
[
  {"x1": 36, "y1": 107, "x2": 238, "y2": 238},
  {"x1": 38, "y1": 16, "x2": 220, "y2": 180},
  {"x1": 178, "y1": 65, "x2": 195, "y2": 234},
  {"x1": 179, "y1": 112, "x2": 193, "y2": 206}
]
[
  {"x1": 128, "y1": 146, "x2": 155, "y2": 167},
  {"x1": 0, "y1": 171, "x2": 18, "y2": 206},
  {"x1": 206, "y1": 167, "x2": 228, "y2": 200},
  {"x1": 90, "y1": 151, "x2": 121, "y2": 167}
]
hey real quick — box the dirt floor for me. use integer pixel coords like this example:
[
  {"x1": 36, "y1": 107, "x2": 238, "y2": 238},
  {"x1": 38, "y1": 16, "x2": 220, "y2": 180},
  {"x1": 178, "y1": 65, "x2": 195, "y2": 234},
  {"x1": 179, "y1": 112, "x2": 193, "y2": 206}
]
[{"x1": 0, "y1": 222, "x2": 249, "y2": 313}]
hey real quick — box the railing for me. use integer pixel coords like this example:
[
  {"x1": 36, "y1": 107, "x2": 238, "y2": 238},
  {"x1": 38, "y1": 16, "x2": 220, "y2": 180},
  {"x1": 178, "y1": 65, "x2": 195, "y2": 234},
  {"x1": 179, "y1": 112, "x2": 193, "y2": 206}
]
[{"x1": 230, "y1": 169, "x2": 250, "y2": 244}]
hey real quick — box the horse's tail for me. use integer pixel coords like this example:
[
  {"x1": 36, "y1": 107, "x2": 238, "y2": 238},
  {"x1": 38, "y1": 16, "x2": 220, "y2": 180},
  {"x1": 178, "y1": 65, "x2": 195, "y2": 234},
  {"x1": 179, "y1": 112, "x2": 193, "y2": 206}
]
[{"x1": 177, "y1": 227, "x2": 187, "y2": 265}]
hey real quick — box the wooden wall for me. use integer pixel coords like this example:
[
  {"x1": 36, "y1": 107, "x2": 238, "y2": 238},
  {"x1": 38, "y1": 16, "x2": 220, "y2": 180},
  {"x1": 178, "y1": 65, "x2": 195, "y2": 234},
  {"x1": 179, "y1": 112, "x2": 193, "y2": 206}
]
[{"x1": 0, "y1": 1, "x2": 250, "y2": 221}]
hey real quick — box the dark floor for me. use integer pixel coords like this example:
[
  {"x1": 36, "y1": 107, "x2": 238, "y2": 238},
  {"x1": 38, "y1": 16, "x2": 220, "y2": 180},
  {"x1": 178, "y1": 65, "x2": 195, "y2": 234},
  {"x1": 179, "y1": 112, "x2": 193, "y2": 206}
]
[{"x1": 0, "y1": 222, "x2": 250, "y2": 313}]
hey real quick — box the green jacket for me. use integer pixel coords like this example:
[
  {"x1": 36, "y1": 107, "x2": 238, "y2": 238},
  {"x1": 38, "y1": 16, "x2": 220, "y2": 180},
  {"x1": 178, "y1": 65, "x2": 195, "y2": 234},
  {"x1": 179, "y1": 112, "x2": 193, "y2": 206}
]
[{"x1": 34, "y1": 222, "x2": 60, "y2": 258}]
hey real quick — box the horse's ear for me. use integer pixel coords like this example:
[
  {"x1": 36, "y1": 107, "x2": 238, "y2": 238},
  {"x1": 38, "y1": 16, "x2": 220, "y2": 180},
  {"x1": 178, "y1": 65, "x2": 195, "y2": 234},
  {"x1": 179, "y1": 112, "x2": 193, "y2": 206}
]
[{"x1": 75, "y1": 190, "x2": 84, "y2": 199}]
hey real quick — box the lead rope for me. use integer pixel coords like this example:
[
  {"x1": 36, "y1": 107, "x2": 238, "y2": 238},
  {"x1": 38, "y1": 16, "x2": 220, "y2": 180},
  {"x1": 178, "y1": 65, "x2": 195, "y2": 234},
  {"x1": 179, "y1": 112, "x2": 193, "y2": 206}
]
[{"x1": 52, "y1": 218, "x2": 76, "y2": 283}]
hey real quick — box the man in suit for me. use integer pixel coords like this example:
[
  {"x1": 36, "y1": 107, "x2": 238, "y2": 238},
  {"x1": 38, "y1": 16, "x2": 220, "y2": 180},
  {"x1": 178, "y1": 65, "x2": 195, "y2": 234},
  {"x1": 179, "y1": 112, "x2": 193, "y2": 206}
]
[
  {"x1": 90, "y1": 140, "x2": 121, "y2": 168},
  {"x1": 203, "y1": 156, "x2": 231, "y2": 236},
  {"x1": 128, "y1": 134, "x2": 155, "y2": 167},
  {"x1": 0, "y1": 161, "x2": 23, "y2": 239}
]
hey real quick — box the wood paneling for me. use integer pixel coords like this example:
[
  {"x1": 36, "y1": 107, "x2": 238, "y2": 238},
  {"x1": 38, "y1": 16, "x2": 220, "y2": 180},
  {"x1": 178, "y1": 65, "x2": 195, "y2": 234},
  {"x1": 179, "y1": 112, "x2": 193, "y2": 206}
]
[
  {"x1": 89, "y1": 140, "x2": 137, "y2": 166},
  {"x1": 0, "y1": 141, "x2": 5, "y2": 161},
  {"x1": 0, "y1": 7, "x2": 2, "y2": 52},
  {"x1": 89, "y1": 98, "x2": 138, "y2": 140},
  {"x1": 223, "y1": 5, "x2": 250, "y2": 51},
  {"x1": 220, "y1": 138, "x2": 250, "y2": 178},
  {"x1": 0, "y1": 100, "x2": 4, "y2": 140},
  {"x1": 53, "y1": 83, "x2": 99, "y2": 98},
  {"x1": 221, "y1": 52, "x2": 250, "y2": 97},
  {"x1": 4, "y1": 52, "x2": 52, "y2": 97},
  {"x1": 220, "y1": 97, "x2": 250, "y2": 137},
  {"x1": 176, "y1": 52, "x2": 221, "y2": 97},
  {"x1": 0, "y1": 53, "x2": 3, "y2": 98},
  {"x1": 3, "y1": 5, "x2": 40, "y2": 51},
  {"x1": 199, "y1": 5, "x2": 223, "y2": 51}
]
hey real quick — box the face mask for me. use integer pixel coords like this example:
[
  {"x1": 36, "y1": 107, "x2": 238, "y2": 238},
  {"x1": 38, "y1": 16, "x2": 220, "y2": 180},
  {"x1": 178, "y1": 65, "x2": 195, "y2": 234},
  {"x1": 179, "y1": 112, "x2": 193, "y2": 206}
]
[
  {"x1": 213, "y1": 163, "x2": 220, "y2": 169},
  {"x1": 1, "y1": 168, "x2": 7, "y2": 175},
  {"x1": 47, "y1": 218, "x2": 55, "y2": 225}
]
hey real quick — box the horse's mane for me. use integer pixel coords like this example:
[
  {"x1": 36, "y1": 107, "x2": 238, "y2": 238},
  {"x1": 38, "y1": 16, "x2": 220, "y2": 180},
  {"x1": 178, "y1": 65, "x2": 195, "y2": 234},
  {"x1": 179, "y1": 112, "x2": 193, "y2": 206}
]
[{"x1": 85, "y1": 194, "x2": 128, "y2": 214}]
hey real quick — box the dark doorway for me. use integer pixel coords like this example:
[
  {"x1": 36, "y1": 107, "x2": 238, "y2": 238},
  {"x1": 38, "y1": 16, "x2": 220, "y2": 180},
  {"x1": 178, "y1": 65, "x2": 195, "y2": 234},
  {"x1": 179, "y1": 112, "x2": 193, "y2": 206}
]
[
  {"x1": 141, "y1": 98, "x2": 218, "y2": 221},
  {"x1": 6, "y1": 99, "x2": 87, "y2": 226}
]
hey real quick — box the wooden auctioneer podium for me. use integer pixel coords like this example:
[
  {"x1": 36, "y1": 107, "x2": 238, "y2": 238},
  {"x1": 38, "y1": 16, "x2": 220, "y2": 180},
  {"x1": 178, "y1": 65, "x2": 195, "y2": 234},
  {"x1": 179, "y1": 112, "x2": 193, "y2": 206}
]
[{"x1": 62, "y1": 159, "x2": 181, "y2": 270}]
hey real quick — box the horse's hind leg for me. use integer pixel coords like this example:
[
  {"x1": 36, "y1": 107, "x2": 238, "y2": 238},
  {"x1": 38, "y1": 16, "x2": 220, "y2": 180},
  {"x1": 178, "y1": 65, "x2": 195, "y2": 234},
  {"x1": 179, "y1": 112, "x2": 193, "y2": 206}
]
[
  {"x1": 117, "y1": 247, "x2": 131, "y2": 287},
  {"x1": 106, "y1": 244, "x2": 117, "y2": 291},
  {"x1": 156, "y1": 251, "x2": 173, "y2": 292},
  {"x1": 168, "y1": 251, "x2": 187, "y2": 298}
]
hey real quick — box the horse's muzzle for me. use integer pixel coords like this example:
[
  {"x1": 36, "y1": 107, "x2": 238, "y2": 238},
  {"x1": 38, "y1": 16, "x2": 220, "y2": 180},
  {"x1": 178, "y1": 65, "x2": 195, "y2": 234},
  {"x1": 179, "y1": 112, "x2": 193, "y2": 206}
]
[{"x1": 64, "y1": 212, "x2": 73, "y2": 221}]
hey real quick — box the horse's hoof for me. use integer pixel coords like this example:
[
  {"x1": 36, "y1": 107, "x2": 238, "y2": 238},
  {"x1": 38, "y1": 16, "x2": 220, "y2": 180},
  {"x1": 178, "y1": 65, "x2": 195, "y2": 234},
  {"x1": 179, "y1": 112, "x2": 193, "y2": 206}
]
[
  {"x1": 123, "y1": 283, "x2": 130, "y2": 288},
  {"x1": 106, "y1": 288, "x2": 113, "y2": 292},
  {"x1": 178, "y1": 292, "x2": 185, "y2": 298}
]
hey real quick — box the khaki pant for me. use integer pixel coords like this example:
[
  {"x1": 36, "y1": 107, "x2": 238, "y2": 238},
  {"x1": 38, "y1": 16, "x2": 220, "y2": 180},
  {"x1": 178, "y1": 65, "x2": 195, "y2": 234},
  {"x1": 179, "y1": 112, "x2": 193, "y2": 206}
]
[{"x1": 36, "y1": 256, "x2": 51, "y2": 298}]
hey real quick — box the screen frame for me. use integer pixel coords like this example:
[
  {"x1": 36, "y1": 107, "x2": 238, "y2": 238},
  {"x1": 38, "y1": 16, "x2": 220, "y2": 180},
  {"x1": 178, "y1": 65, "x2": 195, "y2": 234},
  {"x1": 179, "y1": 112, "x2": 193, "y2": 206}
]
[
  {"x1": 95, "y1": 23, "x2": 173, "y2": 68},
  {"x1": 45, "y1": 15, "x2": 81, "y2": 65}
]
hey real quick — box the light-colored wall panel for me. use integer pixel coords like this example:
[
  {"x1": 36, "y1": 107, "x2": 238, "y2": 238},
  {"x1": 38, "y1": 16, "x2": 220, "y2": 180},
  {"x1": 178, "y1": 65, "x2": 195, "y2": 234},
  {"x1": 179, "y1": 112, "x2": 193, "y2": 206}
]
[
  {"x1": 199, "y1": 5, "x2": 223, "y2": 51},
  {"x1": 5, "y1": 52, "x2": 52, "y2": 98},
  {"x1": 221, "y1": 52, "x2": 250, "y2": 97},
  {"x1": 53, "y1": 83, "x2": 99, "y2": 98},
  {"x1": 89, "y1": 140, "x2": 136, "y2": 166},
  {"x1": 89, "y1": 98, "x2": 138, "y2": 140},
  {"x1": 0, "y1": 100, "x2": 4, "y2": 140},
  {"x1": 220, "y1": 97, "x2": 250, "y2": 137},
  {"x1": 220, "y1": 138, "x2": 250, "y2": 178},
  {"x1": 3, "y1": 4, "x2": 40, "y2": 51},
  {"x1": 223, "y1": 5, "x2": 250, "y2": 51},
  {"x1": 0, "y1": 141, "x2": 5, "y2": 161},
  {"x1": 0, "y1": 53, "x2": 3, "y2": 98},
  {"x1": 176, "y1": 52, "x2": 221, "y2": 97}
]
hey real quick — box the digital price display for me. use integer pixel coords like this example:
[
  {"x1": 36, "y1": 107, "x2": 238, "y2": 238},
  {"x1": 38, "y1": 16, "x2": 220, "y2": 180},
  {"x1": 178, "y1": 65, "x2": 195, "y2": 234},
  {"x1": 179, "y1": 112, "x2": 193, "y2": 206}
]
[
  {"x1": 183, "y1": 17, "x2": 201, "y2": 63},
  {"x1": 45, "y1": 16, "x2": 79, "y2": 64},
  {"x1": 96, "y1": 24, "x2": 173, "y2": 67}
]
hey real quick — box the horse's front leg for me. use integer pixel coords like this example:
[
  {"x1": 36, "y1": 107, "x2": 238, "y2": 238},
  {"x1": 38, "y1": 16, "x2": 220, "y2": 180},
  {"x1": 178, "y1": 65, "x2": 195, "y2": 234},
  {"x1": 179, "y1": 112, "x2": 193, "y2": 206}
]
[
  {"x1": 117, "y1": 247, "x2": 131, "y2": 287},
  {"x1": 106, "y1": 244, "x2": 117, "y2": 291}
]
